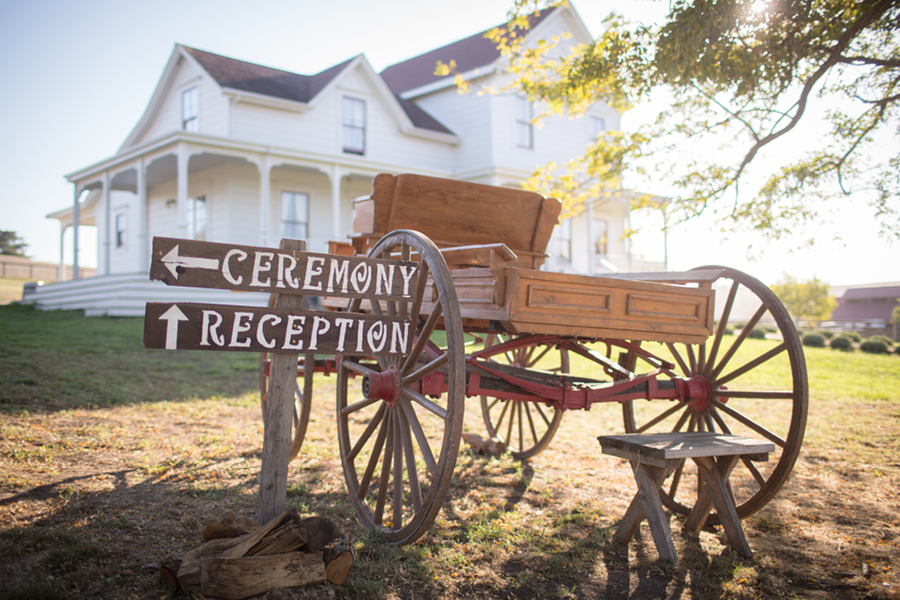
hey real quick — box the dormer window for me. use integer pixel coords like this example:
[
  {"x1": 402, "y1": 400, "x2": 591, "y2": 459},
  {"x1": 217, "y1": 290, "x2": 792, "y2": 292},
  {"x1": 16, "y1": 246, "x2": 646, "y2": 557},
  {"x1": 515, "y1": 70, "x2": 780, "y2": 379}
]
[
  {"x1": 342, "y1": 97, "x2": 366, "y2": 154},
  {"x1": 516, "y1": 95, "x2": 533, "y2": 149},
  {"x1": 182, "y1": 86, "x2": 198, "y2": 132}
]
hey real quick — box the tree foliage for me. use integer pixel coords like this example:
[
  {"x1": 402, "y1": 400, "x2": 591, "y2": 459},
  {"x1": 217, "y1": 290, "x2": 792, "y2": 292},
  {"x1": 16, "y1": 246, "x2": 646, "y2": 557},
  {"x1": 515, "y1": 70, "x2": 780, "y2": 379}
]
[
  {"x1": 0, "y1": 231, "x2": 28, "y2": 257},
  {"x1": 493, "y1": 0, "x2": 900, "y2": 240},
  {"x1": 770, "y1": 274, "x2": 837, "y2": 323}
]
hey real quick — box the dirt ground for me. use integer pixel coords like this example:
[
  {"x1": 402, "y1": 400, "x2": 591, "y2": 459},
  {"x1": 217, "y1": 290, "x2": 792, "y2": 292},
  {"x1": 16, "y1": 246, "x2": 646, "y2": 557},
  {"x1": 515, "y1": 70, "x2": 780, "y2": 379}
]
[{"x1": 1, "y1": 380, "x2": 899, "y2": 599}]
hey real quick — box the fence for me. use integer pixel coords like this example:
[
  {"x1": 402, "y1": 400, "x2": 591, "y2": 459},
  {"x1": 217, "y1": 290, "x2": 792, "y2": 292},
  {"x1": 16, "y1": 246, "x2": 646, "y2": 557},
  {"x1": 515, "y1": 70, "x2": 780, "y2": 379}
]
[{"x1": 0, "y1": 256, "x2": 95, "y2": 282}]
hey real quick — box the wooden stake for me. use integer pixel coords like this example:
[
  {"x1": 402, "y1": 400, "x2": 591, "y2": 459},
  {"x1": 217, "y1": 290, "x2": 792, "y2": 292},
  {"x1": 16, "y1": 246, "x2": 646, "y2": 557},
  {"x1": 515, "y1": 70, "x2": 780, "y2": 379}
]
[{"x1": 258, "y1": 238, "x2": 305, "y2": 527}]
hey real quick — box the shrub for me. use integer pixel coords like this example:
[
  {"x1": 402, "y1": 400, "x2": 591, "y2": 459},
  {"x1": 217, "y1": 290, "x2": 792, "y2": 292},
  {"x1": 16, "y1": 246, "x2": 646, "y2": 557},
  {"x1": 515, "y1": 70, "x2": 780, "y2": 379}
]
[
  {"x1": 860, "y1": 339, "x2": 890, "y2": 354},
  {"x1": 724, "y1": 326, "x2": 734, "y2": 335},
  {"x1": 868, "y1": 335, "x2": 894, "y2": 347},
  {"x1": 802, "y1": 334, "x2": 825, "y2": 348},
  {"x1": 829, "y1": 336, "x2": 854, "y2": 352},
  {"x1": 817, "y1": 330, "x2": 835, "y2": 340},
  {"x1": 845, "y1": 331, "x2": 862, "y2": 342},
  {"x1": 748, "y1": 328, "x2": 767, "y2": 339}
]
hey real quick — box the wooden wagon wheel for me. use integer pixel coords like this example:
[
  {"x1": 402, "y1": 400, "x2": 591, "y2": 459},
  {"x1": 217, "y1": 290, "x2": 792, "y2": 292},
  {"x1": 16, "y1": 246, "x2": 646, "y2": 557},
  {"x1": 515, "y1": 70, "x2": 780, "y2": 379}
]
[
  {"x1": 336, "y1": 230, "x2": 465, "y2": 545},
  {"x1": 259, "y1": 292, "x2": 314, "y2": 463},
  {"x1": 620, "y1": 266, "x2": 808, "y2": 523},
  {"x1": 479, "y1": 334, "x2": 568, "y2": 460}
]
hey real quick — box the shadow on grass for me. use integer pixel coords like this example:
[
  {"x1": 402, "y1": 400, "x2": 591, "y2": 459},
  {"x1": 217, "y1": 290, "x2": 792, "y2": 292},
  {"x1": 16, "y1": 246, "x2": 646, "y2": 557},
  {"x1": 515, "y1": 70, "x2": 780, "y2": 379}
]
[{"x1": 0, "y1": 304, "x2": 260, "y2": 412}]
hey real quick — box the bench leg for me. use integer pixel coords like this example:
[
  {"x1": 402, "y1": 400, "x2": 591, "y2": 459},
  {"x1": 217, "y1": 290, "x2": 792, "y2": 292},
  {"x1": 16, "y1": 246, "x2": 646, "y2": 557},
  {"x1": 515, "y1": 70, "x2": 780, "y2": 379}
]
[
  {"x1": 613, "y1": 463, "x2": 670, "y2": 544},
  {"x1": 684, "y1": 455, "x2": 739, "y2": 533},
  {"x1": 626, "y1": 463, "x2": 678, "y2": 564},
  {"x1": 693, "y1": 456, "x2": 753, "y2": 558}
]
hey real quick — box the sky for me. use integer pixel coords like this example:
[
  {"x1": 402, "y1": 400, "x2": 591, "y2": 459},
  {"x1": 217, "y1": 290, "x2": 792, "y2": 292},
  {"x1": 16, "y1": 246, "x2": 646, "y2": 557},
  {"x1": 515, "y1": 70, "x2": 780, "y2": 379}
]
[{"x1": 0, "y1": 0, "x2": 896, "y2": 287}]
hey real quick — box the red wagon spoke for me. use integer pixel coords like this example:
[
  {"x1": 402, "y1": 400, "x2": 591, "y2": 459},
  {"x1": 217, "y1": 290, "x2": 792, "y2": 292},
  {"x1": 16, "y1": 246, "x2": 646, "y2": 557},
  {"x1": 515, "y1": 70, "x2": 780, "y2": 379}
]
[
  {"x1": 357, "y1": 414, "x2": 391, "y2": 501},
  {"x1": 400, "y1": 399, "x2": 437, "y2": 477},
  {"x1": 709, "y1": 303, "x2": 768, "y2": 381},
  {"x1": 401, "y1": 388, "x2": 448, "y2": 420},
  {"x1": 712, "y1": 399, "x2": 787, "y2": 447},
  {"x1": 374, "y1": 415, "x2": 395, "y2": 525},
  {"x1": 348, "y1": 403, "x2": 387, "y2": 461},
  {"x1": 398, "y1": 407, "x2": 423, "y2": 512},
  {"x1": 704, "y1": 280, "x2": 740, "y2": 376}
]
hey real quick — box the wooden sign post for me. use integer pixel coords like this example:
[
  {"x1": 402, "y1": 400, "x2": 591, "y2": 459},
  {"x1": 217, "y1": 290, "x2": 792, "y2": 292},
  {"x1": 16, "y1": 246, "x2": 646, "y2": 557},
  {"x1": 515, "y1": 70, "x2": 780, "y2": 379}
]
[{"x1": 143, "y1": 236, "x2": 417, "y2": 525}]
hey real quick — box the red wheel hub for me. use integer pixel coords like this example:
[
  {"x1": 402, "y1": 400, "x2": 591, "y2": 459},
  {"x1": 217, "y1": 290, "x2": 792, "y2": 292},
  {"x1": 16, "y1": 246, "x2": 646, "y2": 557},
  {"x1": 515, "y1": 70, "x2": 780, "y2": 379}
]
[
  {"x1": 362, "y1": 365, "x2": 402, "y2": 407},
  {"x1": 685, "y1": 375, "x2": 712, "y2": 412}
]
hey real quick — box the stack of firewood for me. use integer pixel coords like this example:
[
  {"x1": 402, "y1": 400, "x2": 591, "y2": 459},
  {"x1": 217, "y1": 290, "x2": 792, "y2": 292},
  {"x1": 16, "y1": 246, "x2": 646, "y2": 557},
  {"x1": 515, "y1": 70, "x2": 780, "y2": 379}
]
[{"x1": 162, "y1": 509, "x2": 353, "y2": 599}]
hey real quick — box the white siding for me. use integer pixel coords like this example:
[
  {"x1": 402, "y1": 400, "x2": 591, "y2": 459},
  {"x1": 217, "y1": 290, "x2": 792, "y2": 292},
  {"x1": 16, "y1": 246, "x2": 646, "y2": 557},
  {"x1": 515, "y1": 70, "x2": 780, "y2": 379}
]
[
  {"x1": 135, "y1": 59, "x2": 229, "y2": 146},
  {"x1": 414, "y1": 85, "x2": 493, "y2": 176},
  {"x1": 109, "y1": 191, "x2": 140, "y2": 274}
]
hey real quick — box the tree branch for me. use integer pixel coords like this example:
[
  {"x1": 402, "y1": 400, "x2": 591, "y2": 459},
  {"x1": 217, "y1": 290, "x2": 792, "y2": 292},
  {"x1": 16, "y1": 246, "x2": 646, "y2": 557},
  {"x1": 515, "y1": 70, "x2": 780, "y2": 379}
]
[{"x1": 728, "y1": 0, "x2": 896, "y2": 193}]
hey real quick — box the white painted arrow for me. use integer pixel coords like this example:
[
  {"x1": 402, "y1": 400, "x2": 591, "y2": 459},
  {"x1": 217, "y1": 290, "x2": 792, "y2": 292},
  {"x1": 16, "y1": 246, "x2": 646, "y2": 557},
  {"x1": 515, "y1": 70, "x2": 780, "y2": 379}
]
[
  {"x1": 160, "y1": 304, "x2": 189, "y2": 350},
  {"x1": 161, "y1": 244, "x2": 220, "y2": 279}
]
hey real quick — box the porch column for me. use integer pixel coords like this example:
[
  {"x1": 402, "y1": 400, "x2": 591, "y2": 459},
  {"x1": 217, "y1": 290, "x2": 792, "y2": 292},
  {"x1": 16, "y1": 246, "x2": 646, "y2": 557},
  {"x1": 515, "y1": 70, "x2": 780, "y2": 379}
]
[
  {"x1": 586, "y1": 201, "x2": 595, "y2": 273},
  {"x1": 177, "y1": 142, "x2": 189, "y2": 238},
  {"x1": 72, "y1": 185, "x2": 80, "y2": 280},
  {"x1": 136, "y1": 157, "x2": 148, "y2": 272},
  {"x1": 331, "y1": 165, "x2": 342, "y2": 240},
  {"x1": 258, "y1": 155, "x2": 271, "y2": 246},
  {"x1": 58, "y1": 223, "x2": 67, "y2": 281},
  {"x1": 101, "y1": 171, "x2": 111, "y2": 275}
]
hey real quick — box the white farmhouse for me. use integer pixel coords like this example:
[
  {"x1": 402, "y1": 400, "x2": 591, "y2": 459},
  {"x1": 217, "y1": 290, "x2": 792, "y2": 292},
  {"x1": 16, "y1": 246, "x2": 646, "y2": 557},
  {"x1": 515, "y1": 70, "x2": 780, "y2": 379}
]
[{"x1": 27, "y1": 4, "x2": 660, "y2": 316}]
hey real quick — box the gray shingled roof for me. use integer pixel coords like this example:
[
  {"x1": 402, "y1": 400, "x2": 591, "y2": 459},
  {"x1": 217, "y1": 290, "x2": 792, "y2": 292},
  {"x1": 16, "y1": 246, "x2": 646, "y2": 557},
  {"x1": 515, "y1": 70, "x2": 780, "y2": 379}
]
[
  {"x1": 183, "y1": 46, "x2": 353, "y2": 104},
  {"x1": 380, "y1": 7, "x2": 557, "y2": 96},
  {"x1": 182, "y1": 46, "x2": 454, "y2": 134}
]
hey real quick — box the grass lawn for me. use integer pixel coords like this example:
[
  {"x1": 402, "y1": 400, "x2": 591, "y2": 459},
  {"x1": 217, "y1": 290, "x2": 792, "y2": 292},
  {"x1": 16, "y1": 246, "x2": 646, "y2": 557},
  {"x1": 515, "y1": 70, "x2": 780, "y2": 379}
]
[{"x1": 1, "y1": 304, "x2": 898, "y2": 599}]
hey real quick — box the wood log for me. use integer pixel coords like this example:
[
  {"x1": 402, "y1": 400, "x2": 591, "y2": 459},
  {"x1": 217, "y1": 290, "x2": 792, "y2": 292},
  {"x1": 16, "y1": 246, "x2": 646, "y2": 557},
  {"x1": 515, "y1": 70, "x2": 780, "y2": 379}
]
[
  {"x1": 202, "y1": 511, "x2": 257, "y2": 541},
  {"x1": 159, "y1": 561, "x2": 180, "y2": 590},
  {"x1": 324, "y1": 537, "x2": 354, "y2": 586},
  {"x1": 177, "y1": 536, "x2": 245, "y2": 593},
  {"x1": 178, "y1": 511, "x2": 350, "y2": 595},
  {"x1": 200, "y1": 551, "x2": 326, "y2": 600},
  {"x1": 221, "y1": 511, "x2": 295, "y2": 559}
]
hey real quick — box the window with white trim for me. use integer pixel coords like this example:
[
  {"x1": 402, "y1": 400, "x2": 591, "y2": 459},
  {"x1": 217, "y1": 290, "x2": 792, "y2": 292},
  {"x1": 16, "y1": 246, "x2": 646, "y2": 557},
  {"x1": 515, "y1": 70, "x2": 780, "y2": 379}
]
[
  {"x1": 590, "y1": 116, "x2": 606, "y2": 140},
  {"x1": 187, "y1": 195, "x2": 206, "y2": 240},
  {"x1": 115, "y1": 213, "x2": 127, "y2": 248},
  {"x1": 593, "y1": 216, "x2": 609, "y2": 255},
  {"x1": 516, "y1": 95, "x2": 533, "y2": 149},
  {"x1": 281, "y1": 191, "x2": 309, "y2": 240},
  {"x1": 342, "y1": 97, "x2": 366, "y2": 154},
  {"x1": 182, "y1": 86, "x2": 198, "y2": 132}
]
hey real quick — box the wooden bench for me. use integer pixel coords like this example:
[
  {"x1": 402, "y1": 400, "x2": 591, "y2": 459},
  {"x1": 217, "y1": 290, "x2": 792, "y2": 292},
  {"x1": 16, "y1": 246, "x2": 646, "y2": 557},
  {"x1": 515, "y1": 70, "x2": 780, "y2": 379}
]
[{"x1": 598, "y1": 433, "x2": 774, "y2": 564}]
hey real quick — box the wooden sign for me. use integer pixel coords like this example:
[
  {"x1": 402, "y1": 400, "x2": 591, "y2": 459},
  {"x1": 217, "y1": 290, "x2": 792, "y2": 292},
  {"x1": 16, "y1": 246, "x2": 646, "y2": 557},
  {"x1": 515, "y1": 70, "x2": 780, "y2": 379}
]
[
  {"x1": 149, "y1": 237, "x2": 418, "y2": 300},
  {"x1": 143, "y1": 235, "x2": 415, "y2": 527},
  {"x1": 143, "y1": 302, "x2": 411, "y2": 356}
]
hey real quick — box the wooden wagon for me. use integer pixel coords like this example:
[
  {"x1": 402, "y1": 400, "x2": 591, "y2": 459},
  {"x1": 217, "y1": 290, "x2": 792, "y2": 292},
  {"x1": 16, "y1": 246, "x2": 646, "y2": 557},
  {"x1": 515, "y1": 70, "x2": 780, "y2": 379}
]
[{"x1": 260, "y1": 173, "x2": 808, "y2": 545}]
